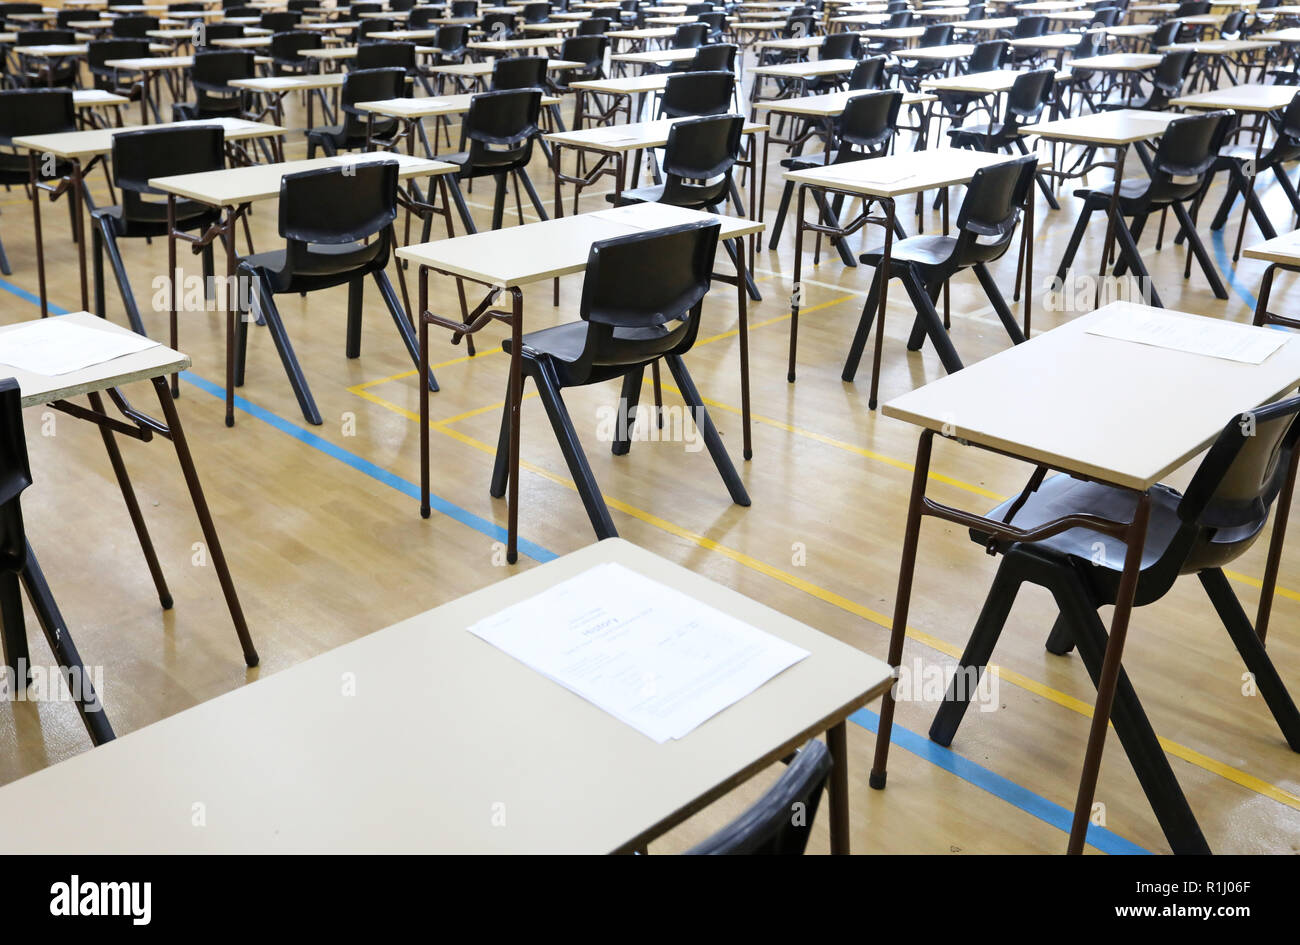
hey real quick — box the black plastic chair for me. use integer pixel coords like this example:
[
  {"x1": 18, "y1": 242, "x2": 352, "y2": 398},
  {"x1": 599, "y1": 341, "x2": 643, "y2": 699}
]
[
  {"x1": 451, "y1": 0, "x2": 478, "y2": 16},
  {"x1": 948, "y1": 67, "x2": 1059, "y2": 209},
  {"x1": 91, "y1": 125, "x2": 224, "y2": 336},
  {"x1": 354, "y1": 39, "x2": 418, "y2": 72},
  {"x1": 111, "y1": 15, "x2": 159, "y2": 38},
  {"x1": 480, "y1": 10, "x2": 515, "y2": 40},
  {"x1": 0, "y1": 377, "x2": 112, "y2": 746},
  {"x1": 1007, "y1": 14, "x2": 1047, "y2": 67},
  {"x1": 269, "y1": 29, "x2": 323, "y2": 76},
  {"x1": 491, "y1": 55, "x2": 547, "y2": 90},
  {"x1": 521, "y1": 1, "x2": 549, "y2": 23},
  {"x1": 686, "y1": 741, "x2": 832, "y2": 854},
  {"x1": 260, "y1": 10, "x2": 301, "y2": 32},
  {"x1": 847, "y1": 55, "x2": 888, "y2": 91},
  {"x1": 933, "y1": 40, "x2": 1007, "y2": 125},
  {"x1": 434, "y1": 88, "x2": 548, "y2": 232},
  {"x1": 892, "y1": 23, "x2": 955, "y2": 90},
  {"x1": 577, "y1": 16, "x2": 611, "y2": 36},
  {"x1": 689, "y1": 42, "x2": 737, "y2": 73},
  {"x1": 1055, "y1": 110, "x2": 1232, "y2": 306},
  {"x1": 1090, "y1": 5, "x2": 1123, "y2": 27},
  {"x1": 0, "y1": 88, "x2": 78, "y2": 276},
  {"x1": 770, "y1": 89, "x2": 904, "y2": 251},
  {"x1": 657, "y1": 69, "x2": 734, "y2": 117},
  {"x1": 198, "y1": 23, "x2": 245, "y2": 45},
  {"x1": 556, "y1": 34, "x2": 607, "y2": 87},
  {"x1": 698, "y1": 11, "x2": 727, "y2": 44},
  {"x1": 672, "y1": 21, "x2": 709, "y2": 49},
  {"x1": 15, "y1": 30, "x2": 80, "y2": 88},
  {"x1": 87, "y1": 38, "x2": 151, "y2": 105},
  {"x1": 932, "y1": 395, "x2": 1300, "y2": 855},
  {"x1": 306, "y1": 67, "x2": 405, "y2": 156},
  {"x1": 866, "y1": 9, "x2": 912, "y2": 56},
  {"x1": 844, "y1": 155, "x2": 1037, "y2": 382},
  {"x1": 56, "y1": 8, "x2": 99, "y2": 28},
  {"x1": 488, "y1": 220, "x2": 750, "y2": 540},
  {"x1": 608, "y1": 113, "x2": 759, "y2": 299},
  {"x1": 356, "y1": 18, "x2": 396, "y2": 42},
  {"x1": 1103, "y1": 47, "x2": 1195, "y2": 110},
  {"x1": 1207, "y1": 89, "x2": 1300, "y2": 243},
  {"x1": 236, "y1": 161, "x2": 433, "y2": 425},
  {"x1": 1175, "y1": 0, "x2": 1211, "y2": 16},
  {"x1": 172, "y1": 49, "x2": 255, "y2": 121},
  {"x1": 1147, "y1": 19, "x2": 1186, "y2": 53}
]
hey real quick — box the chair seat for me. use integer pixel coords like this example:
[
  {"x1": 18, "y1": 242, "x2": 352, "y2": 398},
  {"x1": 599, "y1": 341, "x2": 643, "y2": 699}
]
[
  {"x1": 860, "y1": 233, "x2": 958, "y2": 271},
  {"x1": 240, "y1": 241, "x2": 382, "y2": 294},
  {"x1": 780, "y1": 151, "x2": 829, "y2": 170},
  {"x1": 503, "y1": 319, "x2": 675, "y2": 386},
  {"x1": 949, "y1": 121, "x2": 1006, "y2": 142},
  {"x1": 971, "y1": 475, "x2": 1188, "y2": 605},
  {"x1": 1074, "y1": 178, "x2": 1156, "y2": 212},
  {"x1": 92, "y1": 200, "x2": 218, "y2": 237},
  {"x1": 605, "y1": 183, "x2": 664, "y2": 205}
]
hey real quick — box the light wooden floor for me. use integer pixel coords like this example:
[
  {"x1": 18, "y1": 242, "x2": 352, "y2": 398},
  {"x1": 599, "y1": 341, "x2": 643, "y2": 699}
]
[{"x1": 0, "y1": 59, "x2": 1297, "y2": 854}]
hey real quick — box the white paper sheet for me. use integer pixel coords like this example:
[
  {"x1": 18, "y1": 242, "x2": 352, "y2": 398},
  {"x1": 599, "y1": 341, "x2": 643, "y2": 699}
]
[
  {"x1": 467, "y1": 562, "x2": 809, "y2": 743},
  {"x1": 0, "y1": 319, "x2": 160, "y2": 376},
  {"x1": 590, "y1": 203, "x2": 708, "y2": 231},
  {"x1": 1085, "y1": 309, "x2": 1289, "y2": 365}
]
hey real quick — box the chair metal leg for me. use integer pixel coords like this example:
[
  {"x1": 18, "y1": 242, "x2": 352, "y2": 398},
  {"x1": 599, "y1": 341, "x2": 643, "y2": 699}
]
[
  {"x1": 346, "y1": 277, "x2": 364, "y2": 359},
  {"x1": 664, "y1": 354, "x2": 750, "y2": 507},
  {"x1": 491, "y1": 172, "x2": 507, "y2": 230},
  {"x1": 843, "y1": 264, "x2": 885, "y2": 383},
  {"x1": 1170, "y1": 200, "x2": 1228, "y2": 299},
  {"x1": 901, "y1": 269, "x2": 963, "y2": 374},
  {"x1": 490, "y1": 379, "x2": 512, "y2": 499},
  {"x1": 769, "y1": 180, "x2": 795, "y2": 249},
  {"x1": 1045, "y1": 614, "x2": 1074, "y2": 655},
  {"x1": 98, "y1": 219, "x2": 148, "y2": 335},
  {"x1": 0, "y1": 570, "x2": 28, "y2": 682},
  {"x1": 446, "y1": 176, "x2": 477, "y2": 234},
  {"x1": 1056, "y1": 203, "x2": 1095, "y2": 284},
  {"x1": 518, "y1": 167, "x2": 549, "y2": 221},
  {"x1": 973, "y1": 262, "x2": 1026, "y2": 345},
  {"x1": 253, "y1": 276, "x2": 322, "y2": 425},
  {"x1": 1199, "y1": 568, "x2": 1300, "y2": 751},
  {"x1": 0, "y1": 230, "x2": 10, "y2": 276},
  {"x1": 534, "y1": 361, "x2": 619, "y2": 539}
]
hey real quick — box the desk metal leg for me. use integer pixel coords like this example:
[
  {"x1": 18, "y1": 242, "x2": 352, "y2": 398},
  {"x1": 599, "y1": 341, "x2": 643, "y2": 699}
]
[
  {"x1": 788, "y1": 185, "x2": 806, "y2": 382},
  {"x1": 28, "y1": 152, "x2": 48, "y2": 319},
  {"x1": 870, "y1": 428, "x2": 932, "y2": 790},
  {"x1": 419, "y1": 267, "x2": 432, "y2": 520},
  {"x1": 1095, "y1": 144, "x2": 1127, "y2": 310},
  {"x1": 736, "y1": 239, "x2": 753, "y2": 462},
  {"x1": 1067, "y1": 492, "x2": 1150, "y2": 855},
  {"x1": 151, "y1": 376, "x2": 258, "y2": 668},
  {"x1": 826, "y1": 720, "x2": 850, "y2": 855},
  {"x1": 72, "y1": 158, "x2": 89, "y2": 313},
  {"x1": 867, "y1": 197, "x2": 895, "y2": 410},
  {"x1": 506, "y1": 287, "x2": 524, "y2": 565}
]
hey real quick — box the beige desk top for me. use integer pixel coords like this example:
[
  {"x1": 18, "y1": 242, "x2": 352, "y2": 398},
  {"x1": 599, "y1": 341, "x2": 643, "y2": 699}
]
[
  {"x1": 0, "y1": 537, "x2": 889, "y2": 854},
  {"x1": 755, "y1": 35, "x2": 829, "y2": 50},
  {"x1": 751, "y1": 57, "x2": 860, "y2": 78},
  {"x1": 230, "y1": 72, "x2": 345, "y2": 92},
  {"x1": 1022, "y1": 107, "x2": 1181, "y2": 145},
  {"x1": 948, "y1": 16, "x2": 1019, "y2": 30},
  {"x1": 570, "y1": 71, "x2": 677, "y2": 94},
  {"x1": 398, "y1": 203, "x2": 763, "y2": 288},
  {"x1": 784, "y1": 146, "x2": 1012, "y2": 198},
  {"x1": 895, "y1": 42, "x2": 975, "y2": 60},
  {"x1": 1068, "y1": 52, "x2": 1163, "y2": 71},
  {"x1": 72, "y1": 89, "x2": 129, "y2": 108},
  {"x1": 1100, "y1": 23, "x2": 1158, "y2": 36},
  {"x1": 1163, "y1": 39, "x2": 1277, "y2": 54},
  {"x1": 1008, "y1": 33, "x2": 1084, "y2": 50},
  {"x1": 14, "y1": 44, "x2": 87, "y2": 57},
  {"x1": 757, "y1": 87, "x2": 933, "y2": 117},
  {"x1": 884, "y1": 303, "x2": 1300, "y2": 491},
  {"x1": 1243, "y1": 230, "x2": 1300, "y2": 267},
  {"x1": 13, "y1": 117, "x2": 285, "y2": 160},
  {"x1": 923, "y1": 67, "x2": 1025, "y2": 94},
  {"x1": 1172, "y1": 83, "x2": 1298, "y2": 112},
  {"x1": 612, "y1": 47, "x2": 700, "y2": 64},
  {"x1": 858, "y1": 25, "x2": 926, "y2": 38},
  {"x1": 1254, "y1": 27, "x2": 1300, "y2": 42},
  {"x1": 149, "y1": 151, "x2": 455, "y2": 206},
  {"x1": 468, "y1": 36, "x2": 562, "y2": 51},
  {"x1": 545, "y1": 117, "x2": 766, "y2": 154},
  {"x1": 606, "y1": 26, "x2": 678, "y2": 39},
  {"x1": 103, "y1": 54, "x2": 194, "y2": 70},
  {"x1": 0, "y1": 312, "x2": 188, "y2": 408},
  {"x1": 355, "y1": 91, "x2": 560, "y2": 119}
]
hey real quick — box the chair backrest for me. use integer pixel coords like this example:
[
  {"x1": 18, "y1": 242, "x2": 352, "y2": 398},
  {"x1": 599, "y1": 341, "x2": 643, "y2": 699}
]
[
  {"x1": 560, "y1": 34, "x2": 606, "y2": 70},
  {"x1": 689, "y1": 42, "x2": 736, "y2": 72},
  {"x1": 920, "y1": 23, "x2": 953, "y2": 46},
  {"x1": 521, "y1": 1, "x2": 549, "y2": 22},
  {"x1": 885, "y1": 10, "x2": 912, "y2": 28},
  {"x1": 577, "y1": 16, "x2": 610, "y2": 35},
  {"x1": 112, "y1": 15, "x2": 158, "y2": 37},
  {"x1": 684, "y1": 1, "x2": 712, "y2": 13},
  {"x1": 200, "y1": 23, "x2": 245, "y2": 43},
  {"x1": 848, "y1": 55, "x2": 888, "y2": 89},
  {"x1": 658, "y1": 112, "x2": 742, "y2": 208},
  {"x1": 260, "y1": 10, "x2": 301, "y2": 31},
  {"x1": 0, "y1": 88, "x2": 76, "y2": 145},
  {"x1": 673, "y1": 21, "x2": 708, "y2": 47},
  {"x1": 1269, "y1": 90, "x2": 1300, "y2": 162},
  {"x1": 56, "y1": 8, "x2": 98, "y2": 27},
  {"x1": 89, "y1": 37, "x2": 151, "y2": 70},
  {"x1": 969, "y1": 39, "x2": 1006, "y2": 72},
  {"x1": 111, "y1": 125, "x2": 225, "y2": 217},
  {"x1": 463, "y1": 88, "x2": 542, "y2": 170},
  {"x1": 1146, "y1": 109, "x2": 1231, "y2": 200},
  {"x1": 491, "y1": 54, "x2": 547, "y2": 90},
  {"x1": 1151, "y1": 19, "x2": 1184, "y2": 47},
  {"x1": 967, "y1": 0, "x2": 985, "y2": 18},
  {"x1": 697, "y1": 11, "x2": 726, "y2": 38},
  {"x1": 277, "y1": 161, "x2": 398, "y2": 278},
  {"x1": 340, "y1": 67, "x2": 406, "y2": 129},
  {"x1": 835, "y1": 89, "x2": 901, "y2": 158},
  {"x1": 223, "y1": 4, "x2": 259, "y2": 15},
  {"x1": 350, "y1": 1, "x2": 383, "y2": 13},
  {"x1": 389, "y1": 0, "x2": 415, "y2": 10},
  {"x1": 356, "y1": 18, "x2": 395, "y2": 40},
  {"x1": 783, "y1": 13, "x2": 816, "y2": 38},
  {"x1": 1090, "y1": 5, "x2": 1122, "y2": 26},
  {"x1": 435, "y1": 24, "x2": 468, "y2": 55},
  {"x1": 951, "y1": 154, "x2": 1038, "y2": 267},
  {"x1": 408, "y1": 5, "x2": 440, "y2": 29},
  {"x1": 575, "y1": 219, "x2": 721, "y2": 372},
  {"x1": 1151, "y1": 47, "x2": 1195, "y2": 101},
  {"x1": 480, "y1": 10, "x2": 514, "y2": 40},
  {"x1": 18, "y1": 28, "x2": 76, "y2": 45},
  {"x1": 0, "y1": 378, "x2": 32, "y2": 577},
  {"x1": 451, "y1": 0, "x2": 477, "y2": 15},
  {"x1": 1012, "y1": 14, "x2": 1046, "y2": 38},
  {"x1": 660, "y1": 70, "x2": 734, "y2": 118},
  {"x1": 686, "y1": 741, "x2": 832, "y2": 855},
  {"x1": 1221, "y1": 10, "x2": 1246, "y2": 34},
  {"x1": 1176, "y1": 396, "x2": 1300, "y2": 556},
  {"x1": 1175, "y1": 0, "x2": 1210, "y2": 15},
  {"x1": 269, "y1": 29, "x2": 322, "y2": 64},
  {"x1": 820, "y1": 31, "x2": 860, "y2": 60},
  {"x1": 287, "y1": 0, "x2": 314, "y2": 11},
  {"x1": 355, "y1": 40, "x2": 417, "y2": 71},
  {"x1": 1005, "y1": 68, "x2": 1054, "y2": 125},
  {"x1": 192, "y1": 48, "x2": 254, "y2": 91}
]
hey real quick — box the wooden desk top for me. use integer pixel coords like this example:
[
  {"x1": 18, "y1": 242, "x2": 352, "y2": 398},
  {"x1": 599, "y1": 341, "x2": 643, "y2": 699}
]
[
  {"x1": 783, "y1": 146, "x2": 1012, "y2": 198},
  {"x1": 1243, "y1": 230, "x2": 1300, "y2": 267},
  {"x1": 398, "y1": 203, "x2": 763, "y2": 288},
  {"x1": 0, "y1": 313, "x2": 188, "y2": 408},
  {"x1": 757, "y1": 87, "x2": 933, "y2": 117},
  {"x1": 1068, "y1": 52, "x2": 1163, "y2": 71},
  {"x1": 1023, "y1": 107, "x2": 1180, "y2": 145},
  {"x1": 0, "y1": 538, "x2": 890, "y2": 854},
  {"x1": 1172, "y1": 83, "x2": 1298, "y2": 112},
  {"x1": 13, "y1": 117, "x2": 285, "y2": 160},
  {"x1": 149, "y1": 151, "x2": 455, "y2": 206},
  {"x1": 545, "y1": 117, "x2": 766, "y2": 153},
  {"x1": 884, "y1": 303, "x2": 1300, "y2": 492}
]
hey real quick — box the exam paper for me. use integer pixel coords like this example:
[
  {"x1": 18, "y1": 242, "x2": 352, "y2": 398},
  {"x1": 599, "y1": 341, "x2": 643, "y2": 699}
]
[
  {"x1": 591, "y1": 203, "x2": 709, "y2": 231},
  {"x1": 467, "y1": 562, "x2": 809, "y2": 743},
  {"x1": 0, "y1": 319, "x2": 160, "y2": 376},
  {"x1": 1085, "y1": 309, "x2": 1288, "y2": 365}
]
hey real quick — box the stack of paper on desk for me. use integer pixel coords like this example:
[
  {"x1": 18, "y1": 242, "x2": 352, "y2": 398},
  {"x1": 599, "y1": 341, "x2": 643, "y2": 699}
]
[
  {"x1": 1086, "y1": 308, "x2": 1289, "y2": 365},
  {"x1": 0, "y1": 318, "x2": 159, "y2": 376},
  {"x1": 468, "y1": 562, "x2": 809, "y2": 742}
]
